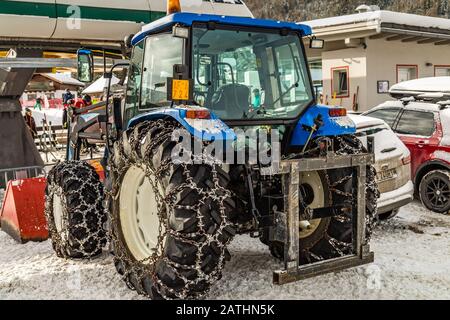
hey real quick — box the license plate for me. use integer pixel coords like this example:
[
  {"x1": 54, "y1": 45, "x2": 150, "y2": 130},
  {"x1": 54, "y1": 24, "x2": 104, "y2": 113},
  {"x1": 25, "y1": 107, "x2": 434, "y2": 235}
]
[{"x1": 377, "y1": 168, "x2": 397, "y2": 182}]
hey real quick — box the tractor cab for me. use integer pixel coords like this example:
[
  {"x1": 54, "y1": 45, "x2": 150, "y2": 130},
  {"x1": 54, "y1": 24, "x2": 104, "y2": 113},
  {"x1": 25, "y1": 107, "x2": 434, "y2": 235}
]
[
  {"x1": 77, "y1": 12, "x2": 330, "y2": 143},
  {"x1": 122, "y1": 12, "x2": 317, "y2": 125},
  {"x1": 76, "y1": 10, "x2": 354, "y2": 152}
]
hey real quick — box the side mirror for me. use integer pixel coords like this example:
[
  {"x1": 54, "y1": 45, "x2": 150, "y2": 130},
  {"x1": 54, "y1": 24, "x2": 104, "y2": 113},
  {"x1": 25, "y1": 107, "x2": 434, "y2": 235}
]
[
  {"x1": 112, "y1": 97, "x2": 123, "y2": 132},
  {"x1": 309, "y1": 38, "x2": 325, "y2": 49},
  {"x1": 77, "y1": 49, "x2": 94, "y2": 83}
]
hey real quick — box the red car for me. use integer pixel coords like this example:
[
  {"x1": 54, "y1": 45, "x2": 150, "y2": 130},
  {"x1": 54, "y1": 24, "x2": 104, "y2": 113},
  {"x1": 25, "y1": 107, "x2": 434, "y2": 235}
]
[{"x1": 364, "y1": 100, "x2": 450, "y2": 214}]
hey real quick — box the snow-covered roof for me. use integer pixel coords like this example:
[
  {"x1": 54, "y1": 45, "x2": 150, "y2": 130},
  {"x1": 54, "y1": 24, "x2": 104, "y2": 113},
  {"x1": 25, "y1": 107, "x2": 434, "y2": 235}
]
[
  {"x1": 371, "y1": 99, "x2": 443, "y2": 113},
  {"x1": 303, "y1": 10, "x2": 450, "y2": 32},
  {"x1": 390, "y1": 77, "x2": 450, "y2": 96},
  {"x1": 348, "y1": 114, "x2": 385, "y2": 129},
  {"x1": 40, "y1": 73, "x2": 85, "y2": 87},
  {"x1": 82, "y1": 75, "x2": 120, "y2": 94}
]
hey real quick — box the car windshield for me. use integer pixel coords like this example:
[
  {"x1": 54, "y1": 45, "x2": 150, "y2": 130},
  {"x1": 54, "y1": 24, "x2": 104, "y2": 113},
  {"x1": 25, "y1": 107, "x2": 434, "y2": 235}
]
[{"x1": 192, "y1": 26, "x2": 314, "y2": 121}]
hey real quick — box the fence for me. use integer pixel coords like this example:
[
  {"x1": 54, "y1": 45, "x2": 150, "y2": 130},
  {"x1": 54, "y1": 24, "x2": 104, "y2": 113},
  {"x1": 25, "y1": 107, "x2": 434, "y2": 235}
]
[
  {"x1": 21, "y1": 98, "x2": 64, "y2": 109},
  {"x1": 0, "y1": 166, "x2": 46, "y2": 190}
]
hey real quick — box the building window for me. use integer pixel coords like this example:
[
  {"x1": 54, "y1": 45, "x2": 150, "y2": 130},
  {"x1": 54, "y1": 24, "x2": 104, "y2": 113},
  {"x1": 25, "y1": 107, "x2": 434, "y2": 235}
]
[
  {"x1": 309, "y1": 58, "x2": 323, "y2": 98},
  {"x1": 435, "y1": 65, "x2": 450, "y2": 77},
  {"x1": 397, "y1": 65, "x2": 418, "y2": 83},
  {"x1": 331, "y1": 66, "x2": 349, "y2": 98}
]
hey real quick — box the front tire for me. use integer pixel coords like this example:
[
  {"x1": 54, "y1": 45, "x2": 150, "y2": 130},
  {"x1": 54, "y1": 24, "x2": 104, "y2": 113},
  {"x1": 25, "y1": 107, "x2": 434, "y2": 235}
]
[
  {"x1": 109, "y1": 120, "x2": 236, "y2": 300},
  {"x1": 45, "y1": 161, "x2": 107, "y2": 258}
]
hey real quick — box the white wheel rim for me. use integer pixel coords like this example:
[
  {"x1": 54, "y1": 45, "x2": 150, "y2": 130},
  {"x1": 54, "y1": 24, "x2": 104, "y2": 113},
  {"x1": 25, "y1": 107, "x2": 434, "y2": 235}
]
[
  {"x1": 52, "y1": 187, "x2": 64, "y2": 234},
  {"x1": 299, "y1": 171, "x2": 325, "y2": 239},
  {"x1": 120, "y1": 166, "x2": 164, "y2": 263}
]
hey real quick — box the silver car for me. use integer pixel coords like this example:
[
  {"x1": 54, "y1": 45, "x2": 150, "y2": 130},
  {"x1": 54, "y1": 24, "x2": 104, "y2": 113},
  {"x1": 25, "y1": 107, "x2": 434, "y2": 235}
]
[{"x1": 349, "y1": 114, "x2": 414, "y2": 219}]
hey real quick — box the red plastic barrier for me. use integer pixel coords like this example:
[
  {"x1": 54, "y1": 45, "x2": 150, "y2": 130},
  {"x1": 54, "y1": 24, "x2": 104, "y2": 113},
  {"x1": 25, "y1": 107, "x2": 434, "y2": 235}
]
[
  {"x1": 0, "y1": 178, "x2": 49, "y2": 243},
  {"x1": 87, "y1": 160, "x2": 105, "y2": 181}
]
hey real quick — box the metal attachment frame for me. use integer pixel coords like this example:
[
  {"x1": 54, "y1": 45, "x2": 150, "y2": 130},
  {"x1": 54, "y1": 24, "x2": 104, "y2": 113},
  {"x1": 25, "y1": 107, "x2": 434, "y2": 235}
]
[{"x1": 262, "y1": 139, "x2": 375, "y2": 285}]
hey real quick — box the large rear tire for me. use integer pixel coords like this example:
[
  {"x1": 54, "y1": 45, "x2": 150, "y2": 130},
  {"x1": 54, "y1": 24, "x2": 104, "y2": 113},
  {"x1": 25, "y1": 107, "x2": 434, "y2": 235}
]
[
  {"x1": 267, "y1": 135, "x2": 379, "y2": 263},
  {"x1": 108, "y1": 120, "x2": 236, "y2": 300},
  {"x1": 45, "y1": 161, "x2": 107, "y2": 258}
]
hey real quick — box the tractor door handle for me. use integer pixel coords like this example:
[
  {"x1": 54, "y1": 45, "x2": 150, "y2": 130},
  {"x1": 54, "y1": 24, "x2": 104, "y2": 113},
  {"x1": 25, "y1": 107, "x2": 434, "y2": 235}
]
[{"x1": 381, "y1": 147, "x2": 397, "y2": 153}]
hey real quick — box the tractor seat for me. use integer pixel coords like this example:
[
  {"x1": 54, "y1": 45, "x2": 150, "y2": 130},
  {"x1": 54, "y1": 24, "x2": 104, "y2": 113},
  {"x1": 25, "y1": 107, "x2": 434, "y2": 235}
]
[{"x1": 211, "y1": 84, "x2": 250, "y2": 118}]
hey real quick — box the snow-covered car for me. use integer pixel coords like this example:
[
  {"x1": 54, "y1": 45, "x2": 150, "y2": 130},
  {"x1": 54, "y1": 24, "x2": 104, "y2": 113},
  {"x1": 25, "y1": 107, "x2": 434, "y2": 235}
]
[
  {"x1": 349, "y1": 114, "x2": 414, "y2": 219},
  {"x1": 363, "y1": 77, "x2": 450, "y2": 214}
]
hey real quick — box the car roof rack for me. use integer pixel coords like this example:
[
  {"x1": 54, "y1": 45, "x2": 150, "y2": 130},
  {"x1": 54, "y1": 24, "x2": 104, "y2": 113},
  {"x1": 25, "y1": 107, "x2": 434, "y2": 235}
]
[
  {"x1": 400, "y1": 93, "x2": 450, "y2": 106},
  {"x1": 400, "y1": 96, "x2": 415, "y2": 105},
  {"x1": 437, "y1": 100, "x2": 450, "y2": 110}
]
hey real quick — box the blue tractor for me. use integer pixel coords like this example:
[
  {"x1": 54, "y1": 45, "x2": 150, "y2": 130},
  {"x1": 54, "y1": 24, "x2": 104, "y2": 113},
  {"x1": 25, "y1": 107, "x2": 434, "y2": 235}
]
[{"x1": 45, "y1": 6, "x2": 378, "y2": 300}]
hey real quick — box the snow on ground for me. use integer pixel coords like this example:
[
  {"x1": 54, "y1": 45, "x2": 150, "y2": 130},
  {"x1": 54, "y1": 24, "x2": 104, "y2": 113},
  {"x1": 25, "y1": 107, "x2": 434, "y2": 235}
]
[
  {"x1": 0, "y1": 201, "x2": 449, "y2": 300},
  {"x1": 26, "y1": 108, "x2": 64, "y2": 127}
]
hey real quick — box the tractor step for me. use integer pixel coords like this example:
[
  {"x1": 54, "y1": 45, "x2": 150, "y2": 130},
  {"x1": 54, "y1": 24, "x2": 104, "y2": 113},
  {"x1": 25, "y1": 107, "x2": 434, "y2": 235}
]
[{"x1": 273, "y1": 249, "x2": 374, "y2": 285}]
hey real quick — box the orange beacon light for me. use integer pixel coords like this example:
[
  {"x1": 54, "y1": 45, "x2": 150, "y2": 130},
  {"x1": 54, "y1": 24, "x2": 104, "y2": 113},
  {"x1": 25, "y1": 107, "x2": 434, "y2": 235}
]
[{"x1": 167, "y1": 0, "x2": 182, "y2": 15}]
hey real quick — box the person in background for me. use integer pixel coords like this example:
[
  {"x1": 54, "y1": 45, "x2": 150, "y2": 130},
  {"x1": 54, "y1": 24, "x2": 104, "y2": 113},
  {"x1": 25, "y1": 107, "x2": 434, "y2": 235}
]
[
  {"x1": 34, "y1": 97, "x2": 43, "y2": 111},
  {"x1": 252, "y1": 89, "x2": 261, "y2": 109},
  {"x1": 24, "y1": 108, "x2": 38, "y2": 139},
  {"x1": 248, "y1": 88, "x2": 262, "y2": 115},
  {"x1": 62, "y1": 98, "x2": 75, "y2": 129},
  {"x1": 63, "y1": 89, "x2": 74, "y2": 105},
  {"x1": 74, "y1": 96, "x2": 86, "y2": 109},
  {"x1": 83, "y1": 94, "x2": 92, "y2": 106}
]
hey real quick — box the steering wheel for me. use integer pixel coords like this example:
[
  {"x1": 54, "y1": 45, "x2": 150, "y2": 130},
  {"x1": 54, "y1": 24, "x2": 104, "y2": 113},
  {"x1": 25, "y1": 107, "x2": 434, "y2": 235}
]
[{"x1": 246, "y1": 105, "x2": 267, "y2": 119}]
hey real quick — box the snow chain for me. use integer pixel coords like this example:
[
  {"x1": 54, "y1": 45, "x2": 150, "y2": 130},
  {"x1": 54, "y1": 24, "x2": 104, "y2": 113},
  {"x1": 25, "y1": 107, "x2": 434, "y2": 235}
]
[
  {"x1": 106, "y1": 120, "x2": 234, "y2": 300},
  {"x1": 45, "y1": 162, "x2": 107, "y2": 258}
]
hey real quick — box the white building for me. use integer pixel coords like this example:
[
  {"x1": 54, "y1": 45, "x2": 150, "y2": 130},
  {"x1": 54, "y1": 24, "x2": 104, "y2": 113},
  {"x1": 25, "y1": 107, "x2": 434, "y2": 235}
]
[
  {"x1": 304, "y1": 7, "x2": 450, "y2": 112},
  {"x1": 21, "y1": 73, "x2": 84, "y2": 109}
]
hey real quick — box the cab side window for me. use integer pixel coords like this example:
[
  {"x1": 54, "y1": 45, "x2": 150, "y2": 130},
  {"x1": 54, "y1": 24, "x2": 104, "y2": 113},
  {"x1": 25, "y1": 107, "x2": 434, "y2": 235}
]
[
  {"x1": 365, "y1": 108, "x2": 401, "y2": 128},
  {"x1": 124, "y1": 41, "x2": 144, "y2": 124},
  {"x1": 396, "y1": 110, "x2": 435, "y2": 137}
]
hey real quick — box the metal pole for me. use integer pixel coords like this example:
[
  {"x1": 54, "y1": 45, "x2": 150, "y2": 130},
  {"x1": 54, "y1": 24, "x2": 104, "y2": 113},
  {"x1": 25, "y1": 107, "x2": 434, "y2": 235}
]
[
  {"x1": 284, "y1": 162, "x2": 300, "y2": 271},
  {"x1": 354, "y1": 164, "x2": 367, "y2": 257},
  {"x1": 103, "y1": 50, "x2": 107, "y2": 74}
]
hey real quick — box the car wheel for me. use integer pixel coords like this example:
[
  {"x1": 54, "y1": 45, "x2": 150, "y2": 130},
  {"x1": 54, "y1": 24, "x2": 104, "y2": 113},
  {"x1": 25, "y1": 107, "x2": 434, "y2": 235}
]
[{"x1": 419, "y1": 170, "x2": 450, "y2": 214}]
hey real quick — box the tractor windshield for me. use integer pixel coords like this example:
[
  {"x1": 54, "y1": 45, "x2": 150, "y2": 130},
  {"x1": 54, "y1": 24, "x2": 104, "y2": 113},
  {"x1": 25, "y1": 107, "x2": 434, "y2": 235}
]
[{"x1": 192, "y1": 25, "x2": 314, "y2": 121}]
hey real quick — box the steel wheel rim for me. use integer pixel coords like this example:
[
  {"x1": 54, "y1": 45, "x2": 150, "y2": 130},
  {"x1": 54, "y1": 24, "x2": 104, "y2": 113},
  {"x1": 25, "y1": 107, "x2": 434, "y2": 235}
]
[
  {"x1": 298, "y1": 171, "x2": 325, "y2": 239},
  {"x1": 120, "y1": 166, "x2": 165, "y2": 263},
  {"x1": 52, "y1": 187, "x2": 64, "y2": 234},
  {"x1": 425, "y1": 176, "x2": 450, "y2": 209}
]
